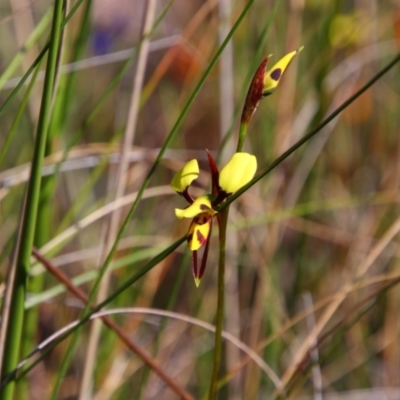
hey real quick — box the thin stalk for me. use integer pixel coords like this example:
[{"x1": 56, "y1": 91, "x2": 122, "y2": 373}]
[
  {"x1": 0, "y1": 0, "x2": 64, "y2": 399},
  {"x1": 0, "y1": 45, "x2": 48, "y2": 119},
  {"x1": 209, "y1": 209, "x2": 229, "y2": 399},
  {"x1": 236, "y1": 123, "x2": 248, "y2": 153}
]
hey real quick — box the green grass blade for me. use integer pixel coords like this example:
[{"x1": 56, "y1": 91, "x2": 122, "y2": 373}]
[{"x1": 0, "y1": 1, "x2": 65, "y2": 398}]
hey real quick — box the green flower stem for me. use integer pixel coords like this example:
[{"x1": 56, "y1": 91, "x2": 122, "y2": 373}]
[
  {"x1": 209, "y1": 87, "x2": 248, "y2": 399},
  {"x1": 0, "y1": 1, "x2": 64, "y2": 399},
  {"x1": 237, "y1": 123, "x2": 248, "y2": 152},
  {"x1": 208, "y1": 208, "x2": 229, "y2": 400}
]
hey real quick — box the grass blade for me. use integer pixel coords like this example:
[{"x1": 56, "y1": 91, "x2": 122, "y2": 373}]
[{"x1": 0, "y1": 1, "x2": 65, "y2": 398}]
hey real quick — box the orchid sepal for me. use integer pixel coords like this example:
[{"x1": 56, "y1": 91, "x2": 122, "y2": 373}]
[
  {"x1": 206, "y1": 149, "x2": 220, "y2": 197},
  {"x1": 262, "y1": 46, "x2": 304, "y2": 97},
  {"x1": 240, "y1": 55, "x2": 271, "y2": 125},
  {"x1": 191, "y1": 217, "x2": 213, "y2": 287},
  {"x1": 175, "y1": 195, "x2": 215, "y2": 219},
  {"x1": 171, "y1": 159, "x2": 200, "y2": 194}
]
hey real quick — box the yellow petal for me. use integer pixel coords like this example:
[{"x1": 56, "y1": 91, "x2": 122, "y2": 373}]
[
  {"x1": 175, "y1": 195, "x2": 215, "y2": 219},
  {"x1": 219, "y1": 153, "x2": 257, "y2": 194},
  {"x1": 263, "y1": 46, "x2": 303, "y2": 96},
  {"x1": 187, "y1": 213, "x2": 212, "y2": 251},
  {"x1": 170, "y1": 159, "x2": 199, "y2": 193}
]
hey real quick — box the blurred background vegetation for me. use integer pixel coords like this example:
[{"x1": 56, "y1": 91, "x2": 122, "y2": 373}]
[{"x1": 1, "y1": 0, "x2": 400, "y2": 399}]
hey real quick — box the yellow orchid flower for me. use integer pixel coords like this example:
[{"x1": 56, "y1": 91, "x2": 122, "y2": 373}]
[{"x1": 171, "y1": 151, "x2": 257, "y2": 286}]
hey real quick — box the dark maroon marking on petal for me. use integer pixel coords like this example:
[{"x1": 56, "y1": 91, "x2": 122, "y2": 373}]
[
  {"x1": 187, "y1": 233, "x2": 193, "y2": 244},
  {"x1": 196, "y1": 214, "x2": 212, "y2": 225},
  {"x1": 240, "y1": 56, "x2": 270, "y2": 125},
  {"x1": 200, "y1": 204, "x2": 211, "y2": 211},
  {"x1": 270, "y1": 68, "x2": 282, "y2": 81},
  {"x1": 196, "y1": 229, "x2": 207, "y2": 246},
  {"x1": 199, "y1": 219, "x2": 213, "y2": 280}
]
